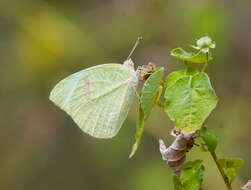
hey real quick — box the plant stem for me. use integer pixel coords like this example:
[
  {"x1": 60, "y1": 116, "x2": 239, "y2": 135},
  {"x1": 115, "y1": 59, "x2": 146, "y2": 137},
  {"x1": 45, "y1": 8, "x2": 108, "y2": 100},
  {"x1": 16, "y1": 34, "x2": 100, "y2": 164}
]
[
  {"x1": 173, "y1": 175, "x2": 183, "y2": 189},
  {"x1": 184, "y1": 61, "x2": 188, "y2": 67},
  {"x1": 210, "y1": 151, "x2": 232, "y2": 190},
  {"x1": 201, "y1": 62, "x2": 208, "y2": 72},
  {"x1": 155, "y1": 84, "x2": 164, "y2": 108},
  {"x1": 201, "y1": 52, "x2": 209, "y2": 72}
]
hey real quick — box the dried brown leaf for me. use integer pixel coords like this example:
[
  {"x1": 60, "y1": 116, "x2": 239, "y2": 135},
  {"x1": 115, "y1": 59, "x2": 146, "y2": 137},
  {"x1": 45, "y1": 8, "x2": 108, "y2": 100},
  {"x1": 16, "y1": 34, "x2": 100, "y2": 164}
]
[
  {"x1": 241, "y1": 180, "x2": 251, "y2": 190},
  {"x1": 138, "y1": 62, "x2": 157, "y2": 81},
  {"x1": 159, "y1": 128, "x2": 197, "y2": 176}
]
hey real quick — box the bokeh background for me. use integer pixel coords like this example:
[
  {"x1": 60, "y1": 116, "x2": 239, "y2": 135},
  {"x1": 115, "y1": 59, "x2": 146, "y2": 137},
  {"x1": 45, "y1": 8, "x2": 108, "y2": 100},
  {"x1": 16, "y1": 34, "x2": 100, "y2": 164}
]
[{"x1": 1, "y1": 0, "x2": 251, "y2": 189}]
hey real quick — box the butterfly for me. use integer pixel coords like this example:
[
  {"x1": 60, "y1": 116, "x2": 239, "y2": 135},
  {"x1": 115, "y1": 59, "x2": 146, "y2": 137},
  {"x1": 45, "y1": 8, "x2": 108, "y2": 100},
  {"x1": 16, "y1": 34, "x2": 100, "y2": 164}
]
[{"x1": 49, "y1": 38, "x2": 143, "y2": 139}]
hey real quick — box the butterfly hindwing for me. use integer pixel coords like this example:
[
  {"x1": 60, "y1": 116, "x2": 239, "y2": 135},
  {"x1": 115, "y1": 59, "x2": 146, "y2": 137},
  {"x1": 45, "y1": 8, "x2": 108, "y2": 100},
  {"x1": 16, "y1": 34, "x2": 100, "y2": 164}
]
[{"x1": 49, "y1": 64, "x2": 137, "y2": 138}]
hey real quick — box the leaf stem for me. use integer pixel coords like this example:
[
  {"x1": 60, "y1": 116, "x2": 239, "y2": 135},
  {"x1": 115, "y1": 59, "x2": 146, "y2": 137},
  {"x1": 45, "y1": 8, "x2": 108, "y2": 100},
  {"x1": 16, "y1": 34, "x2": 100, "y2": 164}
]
[
  {"x1": 201, "y1": 52, "x2": 208, "y2": 72},
  {"x1": 155, "y1": 85, "x2": 164, "y2": 108},
  {"x1": 210, "y1": 151, "x2": 232, "y2": 190}
]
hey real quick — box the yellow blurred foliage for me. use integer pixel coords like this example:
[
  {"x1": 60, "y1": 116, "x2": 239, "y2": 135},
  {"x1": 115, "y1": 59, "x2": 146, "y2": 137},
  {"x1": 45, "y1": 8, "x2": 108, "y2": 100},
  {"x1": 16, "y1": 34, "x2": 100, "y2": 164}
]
[{"x1": 16, "y1": 6, "x2": 92, "y2": 75}]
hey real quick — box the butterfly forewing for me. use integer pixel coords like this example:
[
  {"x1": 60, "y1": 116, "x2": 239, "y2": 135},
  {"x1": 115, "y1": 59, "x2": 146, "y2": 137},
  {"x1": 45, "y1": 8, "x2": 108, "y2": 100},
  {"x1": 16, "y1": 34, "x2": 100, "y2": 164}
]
[{"x1": 49, "y1": 64, "x2": 137, "y2": 138}]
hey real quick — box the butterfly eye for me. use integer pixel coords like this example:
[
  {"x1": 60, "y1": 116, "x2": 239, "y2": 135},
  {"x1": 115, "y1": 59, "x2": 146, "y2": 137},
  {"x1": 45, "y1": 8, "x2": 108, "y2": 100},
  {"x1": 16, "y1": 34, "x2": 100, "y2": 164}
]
[
  {"x1": 129, "y1": 60, "x2": 134, "y2": 67},
  {"x1": 127, "y1": 62, "x2": 132, "y2": 67}
]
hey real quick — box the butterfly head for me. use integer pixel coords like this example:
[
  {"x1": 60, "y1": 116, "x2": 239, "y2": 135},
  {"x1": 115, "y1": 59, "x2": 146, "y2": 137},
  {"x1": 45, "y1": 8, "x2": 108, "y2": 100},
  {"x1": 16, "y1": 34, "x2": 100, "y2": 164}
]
[
  {"x1": 123, "y1": 59, "x2": 135, "y2": 72},
  {"x1": 123, "y1": 59, "x2": 138, "y2": 85}
]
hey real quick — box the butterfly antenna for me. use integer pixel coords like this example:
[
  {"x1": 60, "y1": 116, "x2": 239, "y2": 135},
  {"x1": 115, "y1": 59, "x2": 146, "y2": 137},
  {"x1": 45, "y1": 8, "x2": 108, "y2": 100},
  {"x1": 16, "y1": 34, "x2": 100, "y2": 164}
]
[{"x1": 127, "y1": 36, "x2": 143, "y2": 60}]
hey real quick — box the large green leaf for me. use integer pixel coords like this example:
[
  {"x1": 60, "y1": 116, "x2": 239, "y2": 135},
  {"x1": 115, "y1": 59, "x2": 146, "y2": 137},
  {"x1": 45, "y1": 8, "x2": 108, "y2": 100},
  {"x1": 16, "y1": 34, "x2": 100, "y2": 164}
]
[
  {"x1": 165, "y1": 69, "x2": 218, "y2": 132},
  {"x1": 199, "y1": 128, "x2": 218, "y2": 152},
  {"x1": 129, "y1": 67, "x2": 164, "y2": 158},
  {"x1": 171, "y1": 48, "x2": 212, "y2": 63},
  {"x1": 165, "y1": 67, "x2": 199, "y2": 89},
  {"x1": 180, "y1": 160, "x2": 205, "y2": 190},
  {"x1": 165, "y1": 70, "x2": 186, "y2": 89},
  {"x1": 218, "y1": 158, "x2": 243, "y2": 184}
]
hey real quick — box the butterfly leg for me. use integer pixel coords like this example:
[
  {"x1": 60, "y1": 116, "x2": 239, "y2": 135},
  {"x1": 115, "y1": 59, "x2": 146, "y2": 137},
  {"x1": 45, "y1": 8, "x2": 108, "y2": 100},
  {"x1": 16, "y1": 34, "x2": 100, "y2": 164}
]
[{"x1": 135, "y1": 90, "x2": 142, "y2": 103}]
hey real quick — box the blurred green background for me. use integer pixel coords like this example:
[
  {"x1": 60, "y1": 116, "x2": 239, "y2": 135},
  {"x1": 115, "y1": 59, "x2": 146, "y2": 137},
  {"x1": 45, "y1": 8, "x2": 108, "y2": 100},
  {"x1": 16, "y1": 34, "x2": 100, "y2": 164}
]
[{"x1": 1, "y1": 0, "x2": 251, "y2": 189}]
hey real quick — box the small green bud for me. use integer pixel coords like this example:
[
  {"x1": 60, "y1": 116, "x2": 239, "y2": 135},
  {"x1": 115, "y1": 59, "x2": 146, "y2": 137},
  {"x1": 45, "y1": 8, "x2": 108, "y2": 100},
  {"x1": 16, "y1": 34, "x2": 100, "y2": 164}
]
[
  {"x1": 192, "y1": 36, "x2": 216, "y2": 53},
  {"x1": 196, "y1": 36, "x2": 213, "y2": 48}
]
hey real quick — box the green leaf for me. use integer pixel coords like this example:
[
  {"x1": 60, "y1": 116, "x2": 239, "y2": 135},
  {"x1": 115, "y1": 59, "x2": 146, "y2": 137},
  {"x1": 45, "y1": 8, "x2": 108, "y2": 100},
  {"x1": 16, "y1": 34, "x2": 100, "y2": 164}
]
[
  {"x1": 165, "y1": 69, "x2": 218, "y2": 132},
  {"x1": 171, "y1": 48, "x2": 212, "y2": 63},
  {"x1": 180, "y1": 160, "x2": 205, "y2": 190},
  {"x1": 218, "y1": 158, "x2": 244, "y2": 184},
  {"x1": 129, "y1": 67, "x2": 164, "y2": 158},
  {"x1": 166, "y1": 70, "x2": 186, "y2": 89},
  {"x1": 165, "y1": 67, "x2": 199, "y2": 89},
  {"x1": 199, "y1": 128, "x2": 218, "y2": 152},
  {"x1": 173, "y1": 160, "x2": 205, "y2": 190},
  {"x1": 129, "y1": 105, "x2": 144, "y2": 158},
  {"x1": 141, "y1": 67, "x2": 164, "y2": 118}
]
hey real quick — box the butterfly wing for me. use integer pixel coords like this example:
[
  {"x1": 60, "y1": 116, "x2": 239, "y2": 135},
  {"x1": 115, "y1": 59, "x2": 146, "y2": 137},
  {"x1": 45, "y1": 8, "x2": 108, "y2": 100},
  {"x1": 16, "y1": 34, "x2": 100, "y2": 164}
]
[{"x1": 49, "y1": 64, "x2": 137, "y2": 138}]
